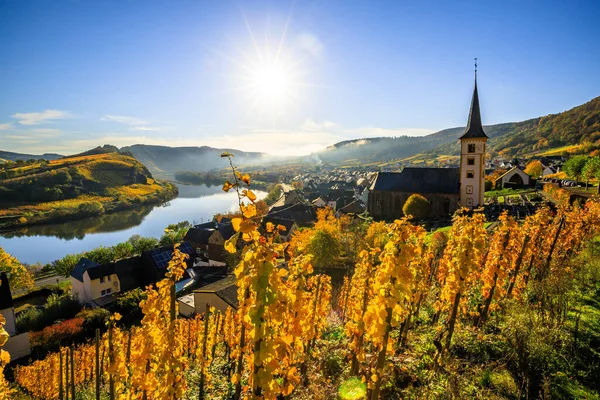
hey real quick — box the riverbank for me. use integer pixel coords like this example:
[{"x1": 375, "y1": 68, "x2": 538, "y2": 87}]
[{"x1": 0, "y1": 180, "x2": 178, "y2": 231}]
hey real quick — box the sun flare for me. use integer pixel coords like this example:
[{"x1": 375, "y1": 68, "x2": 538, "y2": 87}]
[{"x1": 248, "y1": 60, "x2": 292, "y2": 105}]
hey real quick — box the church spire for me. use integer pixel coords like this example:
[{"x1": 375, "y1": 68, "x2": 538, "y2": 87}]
[{"x1": 460, "y1": 59, "x2": 488, "y2": 139}]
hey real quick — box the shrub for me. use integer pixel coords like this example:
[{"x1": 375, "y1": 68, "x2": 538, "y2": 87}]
[
  {"x1": 30, "y1": 317, "x2": 84, "y2": 353},
  {"x1": 16, "y1": 293, "x2": 82, "y2": 332},
  {"x1": 403, "y1": 193, "x2": 431, "y2": 220},
  {"x1": 76, "y1": 308, "x2": 110, "y2": 334}
]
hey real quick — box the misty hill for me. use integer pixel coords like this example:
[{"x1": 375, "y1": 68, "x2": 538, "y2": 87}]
[
  {"x1": 0, "y1": 150, "x2": 63, "y2": 162},
  {"x1": 120, "y1": 144, "x2": 266, "y2": 176},
  {"x1": 318, "y1": 96, "x2": 600, "y2": 164}
]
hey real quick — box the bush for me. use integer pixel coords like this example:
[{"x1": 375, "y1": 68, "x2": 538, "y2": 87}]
[
  {"x1": 115, "y1": 288, "x2": 147, "y2": 321},
  {"x1": 16, "y1": 293, "x2": 82, "y2": 332},
  {"x1": 30, "y1": 317, "x2": 84, "y2": 353},
  {"x1": 403, "y1": 193, "x2": 431, "y2": 220},
  {"x1": 76, "y1": 308, "x2": 110, "y2": 334}
]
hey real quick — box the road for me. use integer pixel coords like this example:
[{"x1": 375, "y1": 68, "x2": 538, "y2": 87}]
[{"x1": 33, "y1": 274, "x2": 69, "y2": 287}]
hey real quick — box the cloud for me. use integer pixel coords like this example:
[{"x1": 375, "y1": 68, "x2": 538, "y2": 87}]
[
  {"x1": 297, "y1": 33, "x2": 324, "y2": 57},
  {"x1": 101, "y1": 115, "x2": 148, "y2": 126},
  {"x1": 12, "y1": 110, "x2": 71, "y2": 125},
  {"x1": 0, "y1": 122, "x2": 13, "y2": 130},
  {"x1": 102, "y1": 114, "x2": 165, "y2": 132},
  {"x1": 131, "y1": 126, "x2": 163, "y2": 132}
]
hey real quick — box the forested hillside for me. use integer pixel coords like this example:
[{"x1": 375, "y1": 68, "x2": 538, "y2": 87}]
[
  {"x1": 317, "y1": 96, "x2": 600, "y2": 164},
  {"x1": 0, "y1": 150, "x2": 63, "y2": 162},
  {"x1": 0, "y1": 152, "x2": 177, "y2": 229}
]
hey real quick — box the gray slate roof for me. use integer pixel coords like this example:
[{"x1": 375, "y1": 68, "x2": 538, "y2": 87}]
[
  {"x1": 370, "y1": 168, "x2": 460, "y2": 194},
  {"x1": 194, "y1": 275, "x2": 238, "y2": 309},
  {"x1": 70, "y1": 258, "x2": 101, "y2": 282},
  {"x1": 460, "y1": 80, "x2": 488, "y2": 139}
]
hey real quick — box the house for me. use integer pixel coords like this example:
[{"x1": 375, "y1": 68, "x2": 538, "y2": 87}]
[
  {"x1": 312, "y1": 197, "x2": 327, "y2": 207},
  {"x1": 368, "y1": 73, "x2": 488, "y2": 219},
  {"x1": 0, "y1": 273, "x2": 16, "y2": 336},
  {"x1": 262, "y1": 216, "x2": 298, "y2": 242},
  {"x1": 70, "y1": 258, "x2": 121, "y2": 306},
  {"x1": 139, "y1": 242, "x2": 197, "y2": 286},
  {"x1": 268, "y1": 203, "x2": 317, "y2": 227},
  {"x1": 336, "y1": 199, "x2": 366, "y2": 217},
  {"x1": 494, "y1": 166, "x2": 531, "y2": 189},
  {"x1": 542, "y1": 165, "x2": 558, "y2": 177},
  {"x1": 1, "y1": 272, "x2": 31, "y2": 360},
  {"x1": 184, "y1": 222, "x2": 236, "y2": 262},
  {"x1": 193, "y1": 275, "x2": 238, "y2": 313}
]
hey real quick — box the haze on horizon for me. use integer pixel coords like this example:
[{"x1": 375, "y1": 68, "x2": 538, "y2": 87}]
[{"x1": 1, "y1": 0, "x2": 599, "y2": 157}]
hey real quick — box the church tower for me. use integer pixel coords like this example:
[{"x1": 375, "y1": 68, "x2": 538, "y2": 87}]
[{"x1": 459, "y1": 68, "x2": 488, "y2": 208}]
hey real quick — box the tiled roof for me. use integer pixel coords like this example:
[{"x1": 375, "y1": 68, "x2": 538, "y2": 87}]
[
  {"x1": 70, "y1": 258, "x2": 101, "y2": 282},
  {"x1": 370, "y1": 168, "x2": 460, "y2": 194},
  {"x1": 460, "y1": 80, "x2": 488, "y2": 139},
  {"x1": 194, "y1": 275, "x2": 238, "y2": 309}
]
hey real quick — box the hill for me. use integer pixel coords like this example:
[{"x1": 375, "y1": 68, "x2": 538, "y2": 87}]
[
  {"x1": 0, "y1": 150, "x2": 63, "y2": 162},
  {"x1": 0, "y1": 152, "x2": 177, "y2": 229},
  {"x1": 317, "y1": 96, "x2": 600, "y2": 165},
  {"x1": 120, "y1": 144, "x2": 266, "y2": 176}
]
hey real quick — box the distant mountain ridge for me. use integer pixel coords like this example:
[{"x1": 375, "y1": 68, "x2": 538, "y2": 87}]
[
  {"x1": 0, "y1": 150, "x2": 63, "y2": 162},
  {"x1": 119, "y1": 144, "x2": 266, "y2": 176},
  {"x1": 318, "y1": 96, "x2": 600, "y2": 164}
]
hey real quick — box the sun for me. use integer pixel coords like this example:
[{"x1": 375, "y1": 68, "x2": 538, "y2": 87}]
[{"x1": 250, "y1": 60, "x2": 292, "y2": 104}]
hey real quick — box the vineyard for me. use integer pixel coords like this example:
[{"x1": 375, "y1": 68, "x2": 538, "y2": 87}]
[{"x1": 2, "y1": 155, "x2": 600, "y2": 399}]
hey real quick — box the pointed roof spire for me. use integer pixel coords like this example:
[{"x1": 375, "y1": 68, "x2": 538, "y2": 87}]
[{"x1": 460, "y1": 59, "x2": 488, "y2": 139}]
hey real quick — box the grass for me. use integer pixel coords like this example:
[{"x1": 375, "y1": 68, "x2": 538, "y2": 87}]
[{"x1": 484, "y1": 187, "x2": 531, "y2": 198}]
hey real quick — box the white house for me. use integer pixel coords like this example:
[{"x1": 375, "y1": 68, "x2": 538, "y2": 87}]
[
  {"x1": 494, "y1": 166, "x2": 531, "y2": 189},
  {"x1": 193, "y1": 275, "x2": 238, "y2": 314},
  {"x1": 70, "y1": 258, "x2": 121, "y2": 306}
]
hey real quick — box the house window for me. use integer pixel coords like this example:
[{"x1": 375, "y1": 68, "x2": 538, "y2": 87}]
[
  {"x1": 466, "y1": 197, "x2": 473, "y2": 206},
  {"x1": 467, "y1": 157, "x2": 475, "y2": 165},
  {"x1": 466, "y1": 170, "x2": 474, "y2": 179},
  {"x1": 468, "y1": 144, "x2": 476, "y2": 153},
  {"x1": 466, "y1": 185, "x2": 473, "y2": 194},
  {"x1": 101, "y1": 288, "x2": 112, "y2": 296},
  {"x1": 107, "y1": 275, "x2": 111, "y2": 281},
  {"x1": 100, "y1": 277, "x2": 105, "y2": 283}
]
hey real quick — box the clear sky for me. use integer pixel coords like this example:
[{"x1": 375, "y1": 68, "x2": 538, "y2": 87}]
[{"x1": 1, "y1": 0, "x2": 599, "y2": 156}]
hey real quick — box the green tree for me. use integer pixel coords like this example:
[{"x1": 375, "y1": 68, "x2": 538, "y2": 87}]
[
  {"x1": 524, "y1": 160, "x2": 544, "y2": 179},
  {"x1": 403, "y1": 193, "x2": 432, "y2": 220},
  {"x1": 307, "y1": 229, "x2": 342, "y2": 269},
  {"x1": 583, "y1": 156, "x2": 600, "y2": 193},
  {"x1": 563, "y1": 155, "x2": 589, "y2": 183}
]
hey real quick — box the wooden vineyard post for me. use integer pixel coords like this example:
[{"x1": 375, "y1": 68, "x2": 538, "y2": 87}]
[
  {"x1": 70, "y1": 346, "x2": 75, "y2": 400},
  {"x1": 109, "y1": 321, "x2": 115, "y2": 400},
  {"x1": 234, "y1": 289, "x2": 249, "y2": 400},
  {"x1": 96, "y1": 329, "x2": 100, "y2": 400},
  {"x1": 59, "y1": 349, "x2": 63, "y2": 400},
  {"x1": 198, "y1": 303, "x2": 211, "y2": 400},
  {"x1": 65, "y1": 348, "x2": 69, "y2": 400}
]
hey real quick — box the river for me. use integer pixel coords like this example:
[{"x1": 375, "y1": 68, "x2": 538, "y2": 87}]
[{"x1": 0, "y1": 184, "x2": 266, "y2": 265}]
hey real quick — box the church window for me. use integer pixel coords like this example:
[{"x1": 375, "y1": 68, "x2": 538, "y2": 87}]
[
  {"x1": 466, "y1": 185, "x2": 473, "y2": 194},
  {"x1": 466, "y1": 197, "x2": 473, "y2": 206},
  {"x1": 466, "y1": 170, "x2": 474, "y2": 179},
  {"x1": 467, "y1": 157, "x2": 475, "y2": 165},
  {"x1": 468, "y1": 144, "x2": 476, "y2": 153}
]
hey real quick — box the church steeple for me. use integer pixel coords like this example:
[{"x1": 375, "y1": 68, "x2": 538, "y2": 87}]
[{"x1": 459, "y1": 64, "x2": 488, "y2": 139}]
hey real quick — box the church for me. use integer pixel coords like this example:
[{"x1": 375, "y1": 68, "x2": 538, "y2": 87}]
[{"x1": 367, "y1": 74, "x2": 488, "y2": 220}]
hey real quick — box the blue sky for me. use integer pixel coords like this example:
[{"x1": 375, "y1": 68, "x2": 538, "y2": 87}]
[{"x1": 1, "y1": 0, "x2": 599, "y2": 156}]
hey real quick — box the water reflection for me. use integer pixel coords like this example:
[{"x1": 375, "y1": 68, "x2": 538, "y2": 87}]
[
  {"x1": 1, "y1": 204, "x2": 156, "y2": 240},
  {"x1": 0, "y1": 184, "x2": 266, "y2": 265}
]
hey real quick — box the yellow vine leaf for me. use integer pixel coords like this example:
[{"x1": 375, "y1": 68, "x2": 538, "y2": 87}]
[{"x1": 225, "y1": 233, "x2": 239, "y2": 253}]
